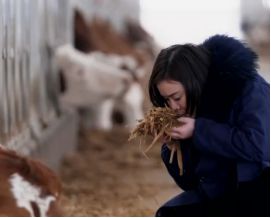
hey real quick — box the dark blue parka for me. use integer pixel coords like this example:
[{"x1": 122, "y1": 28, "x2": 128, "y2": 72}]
[{"x1": 161, "y1": 35, "x2": 270, "y2": 202}]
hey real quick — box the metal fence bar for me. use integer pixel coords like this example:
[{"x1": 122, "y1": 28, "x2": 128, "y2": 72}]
[{"x1": 0, "y1": 0, "x2": 74, "y2": 149}]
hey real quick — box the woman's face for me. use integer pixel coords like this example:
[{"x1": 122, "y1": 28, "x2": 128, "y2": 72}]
[{"x1": 157, "y1": 79, "x2": 187, "y2": 114}]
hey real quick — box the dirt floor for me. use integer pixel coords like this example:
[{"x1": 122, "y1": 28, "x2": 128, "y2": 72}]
[{"x1": 59, "y1": 127, "x2": 180, "y2": 216}]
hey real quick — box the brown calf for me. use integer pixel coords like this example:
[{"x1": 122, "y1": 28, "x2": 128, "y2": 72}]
[{"x1": 0, "y1": 146, "x2": 62, "y2": 216}]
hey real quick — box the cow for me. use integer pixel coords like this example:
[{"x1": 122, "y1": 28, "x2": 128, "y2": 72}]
[
  {"x1": 73, "y1": 9, "x2": 152, "y2": 66},
  {"x1": 54, "y1": 44, "x2": 144, "y2": 130},
  {"x1": 0, "y1": 145, "x2": 62, "y2": 216},
  {"x1": 240, "y1": 0, "x2": 270, "y2": 48}
]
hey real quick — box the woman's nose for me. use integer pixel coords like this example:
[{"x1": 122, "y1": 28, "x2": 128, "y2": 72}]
[{"x1": 169, "y1": 100, "x2": 180, "y2": 110}]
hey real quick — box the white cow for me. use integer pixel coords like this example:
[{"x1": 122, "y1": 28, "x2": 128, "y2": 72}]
[{"x1": 54, "y1": 44, "x2": 144, "y2": 130}]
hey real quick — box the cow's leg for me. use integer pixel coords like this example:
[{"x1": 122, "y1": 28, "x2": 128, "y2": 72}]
[
  {"x1": 122, "y1": 83, "x2": 144, "y2": 129},
  {"x1": 93, "y1": 99, "x2": 114, "y2": 130}
]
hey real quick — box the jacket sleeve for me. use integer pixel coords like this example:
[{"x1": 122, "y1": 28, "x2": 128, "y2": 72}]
[
  {"x1": 161, "y1": 144, "x2": 198, "y2": 191},
  {"x1": 193, "y1": 81, "x2": 269, "y2": 162}
]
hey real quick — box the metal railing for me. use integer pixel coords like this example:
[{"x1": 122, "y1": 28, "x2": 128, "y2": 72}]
[{"x1": 0, "y1": 0, "x2": 73, "y2": 152}]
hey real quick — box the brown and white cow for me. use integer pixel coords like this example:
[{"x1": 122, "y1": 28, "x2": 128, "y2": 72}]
[{"x1": 0, "y1": 145, "x2": 62, "y2": 216}]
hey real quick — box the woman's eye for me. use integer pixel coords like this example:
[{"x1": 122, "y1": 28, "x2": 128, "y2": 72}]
[{"x1": 174, "y1": 97, "x2": 180, "y2": 101}]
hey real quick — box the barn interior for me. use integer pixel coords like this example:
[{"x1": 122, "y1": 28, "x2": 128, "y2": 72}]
[{"x1": 0, "y1": 0, "x2": 269, "y2": 216}]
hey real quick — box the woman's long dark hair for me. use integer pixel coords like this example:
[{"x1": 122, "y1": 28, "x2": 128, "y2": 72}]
[{"x1": 148, "y1": 44, "x2": 210, "y2": 116}]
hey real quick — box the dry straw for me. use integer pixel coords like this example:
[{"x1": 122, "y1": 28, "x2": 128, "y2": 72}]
[{"x1": 129, "y1": 107, "x2": 184, "y2": 175}]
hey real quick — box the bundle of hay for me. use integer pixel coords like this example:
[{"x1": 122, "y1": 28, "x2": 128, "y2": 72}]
[{"x1": 129, "y1": 107, "x2": 184, "y2": 175}]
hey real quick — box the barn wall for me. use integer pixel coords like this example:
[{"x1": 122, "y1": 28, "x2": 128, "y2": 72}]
[{"x1": 0, "y1": 0, "x2": 78, "y2": 170}]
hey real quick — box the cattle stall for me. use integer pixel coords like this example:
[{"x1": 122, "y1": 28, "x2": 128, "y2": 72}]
[
  {"x1": 3, "y1": 0, "x2": 268, "y2": 216},
  {"x1": 0, "y1": 0, "x2": 78, "y2": 169}
]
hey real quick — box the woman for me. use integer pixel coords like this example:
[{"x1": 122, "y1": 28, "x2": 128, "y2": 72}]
[{"x1": 149, "y1": 35, "x2": 269, "y2": 216}]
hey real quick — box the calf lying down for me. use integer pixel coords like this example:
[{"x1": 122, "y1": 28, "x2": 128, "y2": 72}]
[
  {"x1": 0, "y1": 145, "x2": 61, "y2": 216},
  {"x1": 55, "y1": 45, "x2": 144, "y2": 130}
]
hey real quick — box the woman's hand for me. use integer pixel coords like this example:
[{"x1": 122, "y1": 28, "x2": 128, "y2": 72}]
[{"x1": 167, "y1": 117, "x2": 195, "y2": 140}]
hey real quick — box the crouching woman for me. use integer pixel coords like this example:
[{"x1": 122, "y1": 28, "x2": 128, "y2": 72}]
[{"x1": 148, "y1": 35, "x2": 270, "y2": 217}]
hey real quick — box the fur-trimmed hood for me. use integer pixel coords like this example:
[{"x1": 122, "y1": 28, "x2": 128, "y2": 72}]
[
  {"x1": 197, "y1": 35, "x2": 259, "y2": 121},
  {"x1": 203, "y1": 35, "x2": 258, "y2": 81}
]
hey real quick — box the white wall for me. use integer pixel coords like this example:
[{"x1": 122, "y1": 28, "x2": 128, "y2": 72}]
[{"x1": 140, "y1": 0, "x2": 242, "y2": 47}]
